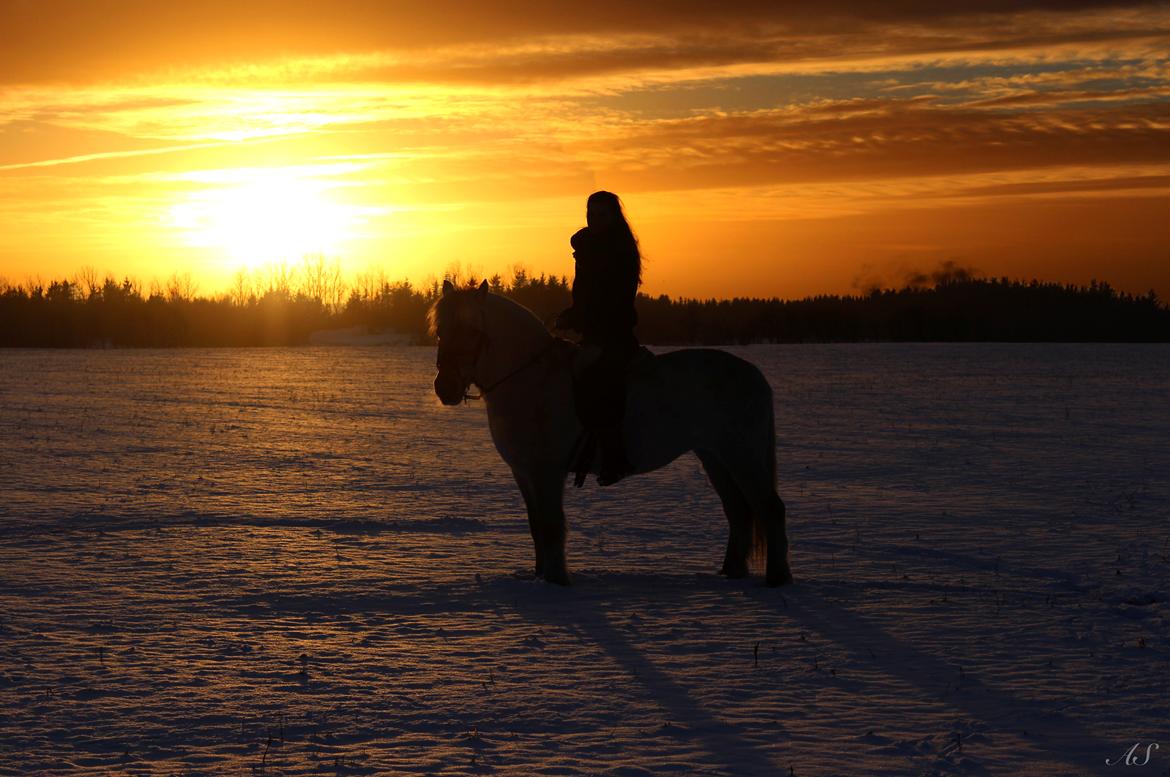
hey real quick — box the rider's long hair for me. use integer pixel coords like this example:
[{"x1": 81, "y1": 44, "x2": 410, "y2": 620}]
[{"x1": 588, "y1": 190, "x2": 642, "y2": 286}]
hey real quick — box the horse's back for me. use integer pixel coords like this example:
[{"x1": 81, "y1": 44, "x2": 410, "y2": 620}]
[
  {"x1": 625, "y1": 347, "x2": 774, "y2": 469},
  {"x1": 637, "y1": 347, "x2": 771, "y2": 405}
]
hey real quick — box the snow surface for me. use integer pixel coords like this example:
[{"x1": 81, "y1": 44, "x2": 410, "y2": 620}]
[{"x1": 1, "y1": 343, "x2": 1168, "y2": 776}]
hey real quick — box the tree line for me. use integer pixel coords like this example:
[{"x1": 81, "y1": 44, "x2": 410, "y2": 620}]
[{"x1": 1, "y1": 260, "x2": 1167, "y2": 347}]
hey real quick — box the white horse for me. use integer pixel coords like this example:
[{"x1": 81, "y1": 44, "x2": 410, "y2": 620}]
[{"x1": 430, "y1": 279, "x2": 792, "y2": 586}]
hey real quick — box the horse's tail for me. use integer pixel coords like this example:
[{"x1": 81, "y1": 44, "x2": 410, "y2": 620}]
[{"x1": 750, "y1": 378, "x2": 775, "y2": 571}]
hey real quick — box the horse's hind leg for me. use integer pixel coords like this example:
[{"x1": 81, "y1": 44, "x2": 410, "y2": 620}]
[
  {"x1": 724, "y1": 452, "x2": 793, "y2": 587},
  {"x1": 697, "y1": 451, "x2": 752, "y2": 578},
  {"x1": 763, "y1": 494, "x2": 793, "y2": 587}
]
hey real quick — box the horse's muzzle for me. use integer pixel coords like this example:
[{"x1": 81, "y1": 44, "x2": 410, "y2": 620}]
[{"x1": 434, "y1": 372, "x2": 466, "y2": 405}]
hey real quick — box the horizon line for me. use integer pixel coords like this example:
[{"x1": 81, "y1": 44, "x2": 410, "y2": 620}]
[{"x1": 2, "y1": 261, "x2": 1162, "y2": 308}]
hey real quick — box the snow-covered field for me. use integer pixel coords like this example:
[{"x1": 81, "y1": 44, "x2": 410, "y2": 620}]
[{"x1": 1, "y1": 344, "x2": 1167, "y2": 776}]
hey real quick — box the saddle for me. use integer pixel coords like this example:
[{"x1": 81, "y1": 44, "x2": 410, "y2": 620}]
[{"x1": 569, "y1": 343, "x2": 654, "y2": 378}]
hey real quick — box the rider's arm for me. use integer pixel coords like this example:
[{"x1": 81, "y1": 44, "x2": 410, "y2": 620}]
[{"x1": 557, "y1": 227, "x2": 595, "y2": 332}]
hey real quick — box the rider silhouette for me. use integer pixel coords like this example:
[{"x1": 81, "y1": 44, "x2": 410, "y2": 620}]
[{"x1": 555, "y1": 190, "x2": 642, "y2": 486}]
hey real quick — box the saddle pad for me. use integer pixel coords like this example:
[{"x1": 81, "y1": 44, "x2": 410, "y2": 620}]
[{"x1": 571, "y1": 343, "x2": 655, "y2": 375}]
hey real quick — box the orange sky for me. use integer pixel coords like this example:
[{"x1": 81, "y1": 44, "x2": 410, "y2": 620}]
[{"x1": 1, "y1": 0, "x2": 1169, "y2": 299}]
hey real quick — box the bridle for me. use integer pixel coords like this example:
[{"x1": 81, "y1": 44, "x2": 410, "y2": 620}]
[{"x1": 436, "y1": 311, "x2": 555, "y2": 403}]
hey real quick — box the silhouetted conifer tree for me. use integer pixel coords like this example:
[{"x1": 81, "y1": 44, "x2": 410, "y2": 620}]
[{"x1": 1, "y1": 266, "x2": 1167, "y2": 347}]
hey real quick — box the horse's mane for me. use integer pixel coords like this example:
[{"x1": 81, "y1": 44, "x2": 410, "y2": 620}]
[{"x1": 427, "y1": 287, "x2": 547, "y2": 339}]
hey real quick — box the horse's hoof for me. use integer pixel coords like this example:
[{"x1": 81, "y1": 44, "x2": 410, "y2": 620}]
[
  {"x1": 766, "y1": 570, "x2": 795, "y2": 587},
  {"x1": 544, "y1": 569, "x2": 571, "y2": 586},
  {"x1": 719, "y1": 562, "x2": 749, "y2": 579}
]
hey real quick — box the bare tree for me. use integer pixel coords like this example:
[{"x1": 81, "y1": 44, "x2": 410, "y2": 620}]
[
  {"x1": 166, "y1": 272, "x2": 198, "y2": 302},
  {"x1": 294, "y1": 255, "x2": 347, "y2": 310},
  {"x1": 230, "y1": 269, "x2": 252, "y2": 307},
  {"x1": 74, "y1": 266, "x2": 100, "y2": 300},
  {"x1": 325, "y1": 259, "x2": 346, "y2": 311},
  {"x1": 251, "y1": 261, "x2": 291, "y2": 298}
]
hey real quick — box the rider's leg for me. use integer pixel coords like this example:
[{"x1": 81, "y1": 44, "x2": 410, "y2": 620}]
[{"x1": 595, "y1": 336, "x2": 636, "y2": 486}]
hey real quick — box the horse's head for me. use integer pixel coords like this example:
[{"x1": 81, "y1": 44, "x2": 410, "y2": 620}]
[{"x1": 429, "y1": 279, "x2": 490, "y2": 405}]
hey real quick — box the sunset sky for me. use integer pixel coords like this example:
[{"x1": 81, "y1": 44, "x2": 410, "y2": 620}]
[{"x1": 1, "y1": 0, "x2": 1168, "y2": 300}]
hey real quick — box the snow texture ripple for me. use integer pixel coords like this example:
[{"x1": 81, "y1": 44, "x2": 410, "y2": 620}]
[{"x1": 1, "y1": 344, "x2": 1168, "y2": 776}]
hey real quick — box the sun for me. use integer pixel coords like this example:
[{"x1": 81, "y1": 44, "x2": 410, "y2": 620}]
[{"x1": 168, "y1": 169, "x2": 357, "y2": 267}]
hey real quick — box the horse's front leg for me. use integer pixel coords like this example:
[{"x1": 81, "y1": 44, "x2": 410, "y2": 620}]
[
  {"x1": 529, "y1": 467, "x2": 570, "y2": 585},
  {"x1": 512, "y1": 470, "x2": 544, "y2": 578}
]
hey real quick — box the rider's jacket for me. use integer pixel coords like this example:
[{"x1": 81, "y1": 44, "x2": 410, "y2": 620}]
[{"x1": 563, "y1": 226, "x2": 639, "y2": 346}]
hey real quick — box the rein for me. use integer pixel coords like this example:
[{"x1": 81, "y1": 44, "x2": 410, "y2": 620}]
[{"x1": 462, "y1": 335, "x2": 558, "y2": 402}]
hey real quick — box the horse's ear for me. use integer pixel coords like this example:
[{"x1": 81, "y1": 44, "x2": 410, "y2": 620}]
[
  {"x1": 477, "y1": 279, "x2": 489, "y2": 298},
  {"x1": 442, "y1": 279, "x2": 455, "y2": 296}
]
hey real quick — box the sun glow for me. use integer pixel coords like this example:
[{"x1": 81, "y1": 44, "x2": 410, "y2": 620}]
[{"x1": 167, "y1": 169, "x2": 360, "y2": 267}]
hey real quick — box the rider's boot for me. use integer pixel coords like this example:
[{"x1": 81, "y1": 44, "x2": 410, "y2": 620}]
[{"x1": 597, "y1": 425, "x2": 631, "y2": 486}]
